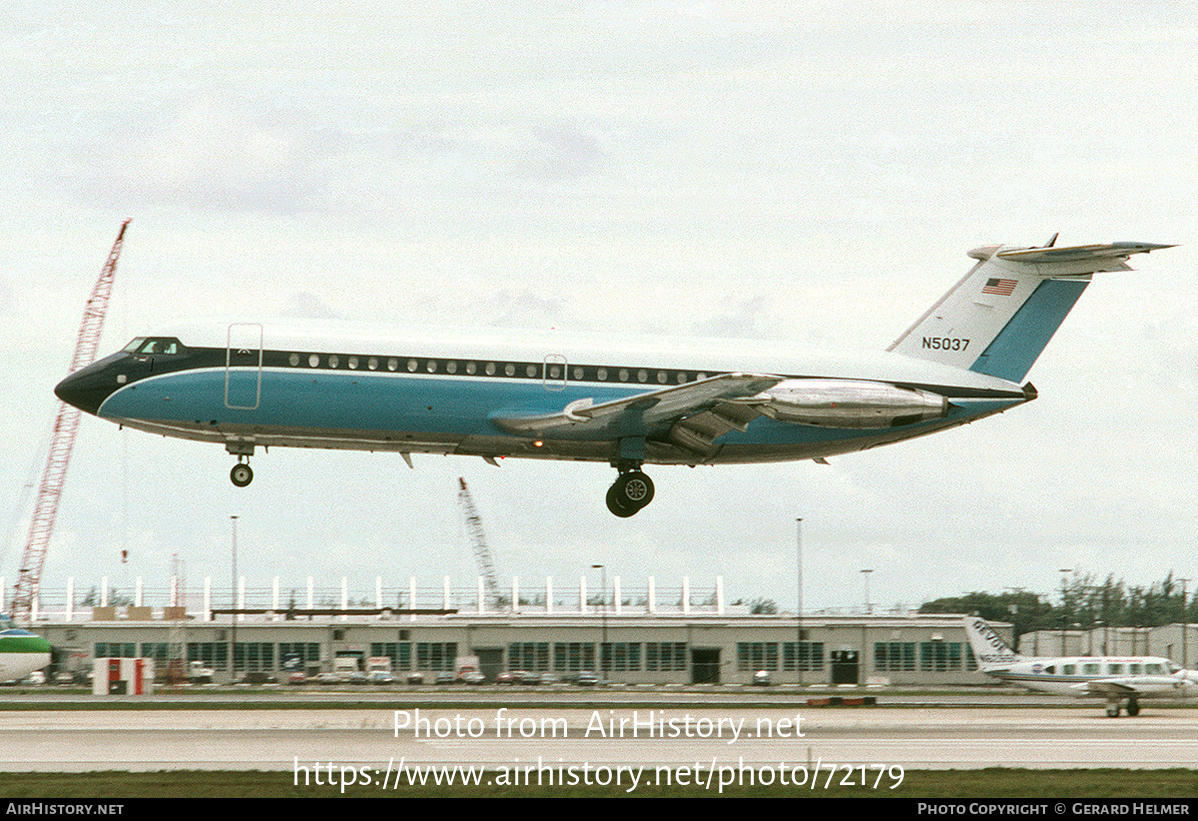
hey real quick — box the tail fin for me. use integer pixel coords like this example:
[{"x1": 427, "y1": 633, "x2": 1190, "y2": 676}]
[
  {"x1": 888, "y1": 241, "x2": 1173, "y2": 383},
  {"x1": 963, "y1": 616, "x2": 1023, "y2": 670}
]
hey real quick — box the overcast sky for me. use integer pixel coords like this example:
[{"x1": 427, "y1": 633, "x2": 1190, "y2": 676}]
[{"x1": 2, "y1": 1, "x2": 1195, "y2": 615}]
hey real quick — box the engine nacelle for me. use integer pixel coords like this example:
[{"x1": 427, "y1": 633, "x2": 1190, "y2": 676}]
[{"x1": 754, "y1": 379, "x2": 949, "y2": 429}]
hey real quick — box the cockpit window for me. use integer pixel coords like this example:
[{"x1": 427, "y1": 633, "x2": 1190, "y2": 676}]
[
  {"x1": 130, "y1": 338, "x2": 185, "y2": 355},
  {"x1": 1168, "y1": 661, "x2": 1182, "y2": 674}
]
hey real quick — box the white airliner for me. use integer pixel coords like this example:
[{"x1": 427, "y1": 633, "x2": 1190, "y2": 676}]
[
  {"x1": 54, "y1": 238, "x2": 1172, "y2": 515},
  {"x1": 964, "y1": 616, "x2": 1198, "y2": 717},
  {"x1": 0, "y1": 628, "x2": 52, "y2": 683}
]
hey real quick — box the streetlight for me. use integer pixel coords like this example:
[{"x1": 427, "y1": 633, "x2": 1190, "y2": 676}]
[
  {"x1": 861, "y1": 569, "x2": 874, "y2": 615},
  {"x1": 1180, "y1": 578, "x2": 1190, "y2": 668},
  {"x1": 1059, "y1": 568, "x2": 1073, "y2": 656},
  {"x1": 229, "y1": 515, "x2": 238, "y2": 684},
  {"x1": 591, "y1": 564, "x2": 606, "y2": 678},
  {"x1": 796, "y1": 518, "x2": 803, "y2": 688}
]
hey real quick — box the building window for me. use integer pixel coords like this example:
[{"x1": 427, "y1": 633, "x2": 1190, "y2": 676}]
[
  {"x1": 645, "y1": 642, "x2": 687, "y2": 672},
  {"x1": 416, "y1": 642, "x2": 457, "y2": 671},
  {"x1": 736, "y1": 642, "x2": 779, "y2": 671},
  {"x1": 371, "y1": 642, "x2": 412, "y2": 671},
  {"x1": 920, "y1": 641, "x2": 965, "y2": 672},
  {"x1": 553, "y1": 642, "x2": 595, "y2": 672},
  {"x1": 509, "y1": 642, "x2": 551, "y2": 672},
  {"x1": 874, "y1": 642, "x2": 916, "y2": 672},
  {"x1": 782, "y1": 641, "x2": 825, "y2": 671},
  {"x1": 600, "y1": 643, "x2": 642, "y2": 672}
]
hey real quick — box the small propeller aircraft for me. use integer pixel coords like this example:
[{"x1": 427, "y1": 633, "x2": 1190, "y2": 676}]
[{"x1": 964, "y1": 616, "x2": 1198, "y2": 717}]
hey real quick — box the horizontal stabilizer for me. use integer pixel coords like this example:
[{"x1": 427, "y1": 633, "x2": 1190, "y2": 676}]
[{"x1": 995, "y1": 242, "x2": 1175, "y2": 265}]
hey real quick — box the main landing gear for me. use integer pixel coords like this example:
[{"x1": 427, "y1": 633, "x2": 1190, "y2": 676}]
[
  {"x1": 227, "y1": 442, "x2": 255, "y2": 487},
  {"x1": 230, "y1": 459, "x2": 253, "y2": 488},
  {"x1": 606, "y1": 464, "x2": 655, "y2": 517},
  {"x1": 1105, "y1": 697, "x2": 1141, "y2": 718}
]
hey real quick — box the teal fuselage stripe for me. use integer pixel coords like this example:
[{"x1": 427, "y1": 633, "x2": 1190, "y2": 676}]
[
  {"x1": 98, "y1": 369, "x2": 1018, "y2": 446},
  {"x1": 970, "y1": 279, "x2": 1089, "y2": 383}
]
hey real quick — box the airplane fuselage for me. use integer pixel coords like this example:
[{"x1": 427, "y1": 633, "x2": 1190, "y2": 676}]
[
  {"x1": 0, "y1": 629, "x2": 52, "y2": 682},
  {"x1": 53, "y1": 239, "x2": 1172, "y2": 514},
  {"x1": 979, "y1": 656, "x2": 1198, "y2": 700},
  {"x1": 57, "y1": 323, "x2": 1030, "y2": 469}
]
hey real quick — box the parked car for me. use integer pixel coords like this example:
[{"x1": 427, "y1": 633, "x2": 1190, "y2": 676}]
[
  {"x1": 457, "y1": 670, "x2": 485, "y2": 685},
  {"x1": 237, "y1": 671, "x2": 279, "y2": 685},
  {"x1": 575, "y1": 670, "x2": 598, "y2": 687},
  {"x1": 369, "y1": 671, "x2": 395, "y2": 685},
  {"x1": 434, "y1": 672, "x2": 455, "y2": 685},
  {"x1": 315, "y1": 672, "x2": 340, "y2": 685},
  {"x1": 538, "y1": 672, "x2": 560, "y2": 685},
  {"x1": 495, "y1": 671, "x2": 516, "y2": 685},
  {"x1": 405, "y1": 672, "x2": 425, "y2": 685},
  {"x1": 287, "y1": 672, "x2": 308, "y2": 686},
  {"x1": 752, "y1": 670, "x2": 772, "y2": 686}
]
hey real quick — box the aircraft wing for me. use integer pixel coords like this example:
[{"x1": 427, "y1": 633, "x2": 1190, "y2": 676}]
[
  {"x1": 1073, "y1": 676, "x2": 1185, "y2": 697},
  {"x1": 489, "y1": 373, "x2": 783, "y2": 443}
]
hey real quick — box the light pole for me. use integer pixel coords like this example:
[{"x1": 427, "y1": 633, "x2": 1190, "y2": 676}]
[
  {"x1": 1059, "y1": 568, "x2": 1073, "y2": 656},
  {"x1": 592, "y1": 564, "x2": 606, "y2": 678},
  {"x1": 861, "y1": 569, "x2": 874, "y2": 615},
  {"x1": 1180, "y1": 578, "x2": 1190, "y2": 668},
  {"x1": 229, "y1": 515, "x2": 238, "y2": 684},
  {"x1": 796, "y1": 518, "x2": 803, "y2": 688}
]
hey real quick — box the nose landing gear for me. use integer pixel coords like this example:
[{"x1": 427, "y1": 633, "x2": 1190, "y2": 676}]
[{"x1": 606, "y1": 468, "x2": 655, "y2": 517}]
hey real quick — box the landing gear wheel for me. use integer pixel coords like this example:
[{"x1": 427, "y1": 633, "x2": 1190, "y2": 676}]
[
  {"x1": 1105, "y1": 702, "x2": 1121, "y2": 718},
  {"x1": 1127, "y1": 699, "x2": 1140, "y2": 717},
  {"x1": 617, "y1": 471, "x2": 655, "y2": 508},
  {"x1": 606, "y1": 471, "x2": 655, "y2": 516},
  {"x1": 230, "y1": 463, "x2": 254, "y2": 488},
  {"x1": 606, "y1": 485, "x2": 638, "y2": 517}
]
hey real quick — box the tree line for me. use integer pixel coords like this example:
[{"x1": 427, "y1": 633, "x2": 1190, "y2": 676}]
[{"x1": 919, "y1": 571, "x2": 1198, "y2": 638}]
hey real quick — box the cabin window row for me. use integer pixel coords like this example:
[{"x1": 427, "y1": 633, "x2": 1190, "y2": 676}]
[{"x1": 283, "y1": 352, "x2": 714, "y2": 385}]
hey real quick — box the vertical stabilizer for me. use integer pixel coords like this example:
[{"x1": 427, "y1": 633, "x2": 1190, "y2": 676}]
[
  {"x1": 888, "y1": 241, "x2": 1173, "y2": 384},
  {"x1": 963, "y1": 616, "x2": 1023, "y2": 670}
]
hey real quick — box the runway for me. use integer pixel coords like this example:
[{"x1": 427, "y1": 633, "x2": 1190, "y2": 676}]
[{"x1": 6, "y1": 702, "x2": 1198, "y2": 774}]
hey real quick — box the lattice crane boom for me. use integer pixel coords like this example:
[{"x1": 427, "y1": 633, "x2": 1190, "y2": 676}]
[
  {"x1": 457, "y1": 477, "x2": 502, "y2": 610},
  {"x1": 11, "y1": 220, "x2": 130, "y2": 621}
]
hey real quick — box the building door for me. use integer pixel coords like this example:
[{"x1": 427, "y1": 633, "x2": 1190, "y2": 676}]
[
  {"x1": 830, "y1": 649, "x2": 859, "y2": 685},
  {"x1": 476, "y1": 648, "x2": 504, "y2": 682},
  {"x1": 691, "y1": 648, "x2": 721, "y2": 684}
]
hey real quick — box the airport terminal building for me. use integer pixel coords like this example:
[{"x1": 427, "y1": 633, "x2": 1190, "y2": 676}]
[{"x1": 11, "y1": 574, "x2": 1001, "y2": 686}]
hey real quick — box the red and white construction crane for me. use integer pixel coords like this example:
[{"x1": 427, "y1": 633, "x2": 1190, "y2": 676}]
[
  {"x1": 10, "y1": 220, "x2": 130, "y2": 621},
  {"x1": 457, "y1": 477, "x2": 502, "y2": 611}
]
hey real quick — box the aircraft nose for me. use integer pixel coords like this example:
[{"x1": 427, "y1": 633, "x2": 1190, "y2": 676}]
[{"x1": 54, "y1": 358, "x2": 124, "y2": 416}]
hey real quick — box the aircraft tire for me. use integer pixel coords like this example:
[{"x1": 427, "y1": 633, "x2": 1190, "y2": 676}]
[
  {"x1": 1105, "y1": 702, "x2": 1121, "y2": 718},
  {"x1": 613, "y1": 471, "x2": 655, "y2": 510},
  {"x1": 1127, "y1": 699, "x2": 1140, "y2": 717},
  {"x1": 606, "y1": 485, "x2": 638, "y2": 517},
  {"x1": 230, "y1": 463, "x2": 254, "y2": 488}
]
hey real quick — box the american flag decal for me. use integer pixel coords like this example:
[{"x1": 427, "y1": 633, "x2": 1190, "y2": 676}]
[{"x1": 982, "y1": 278, "x2": 1017, "y2": 296}]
